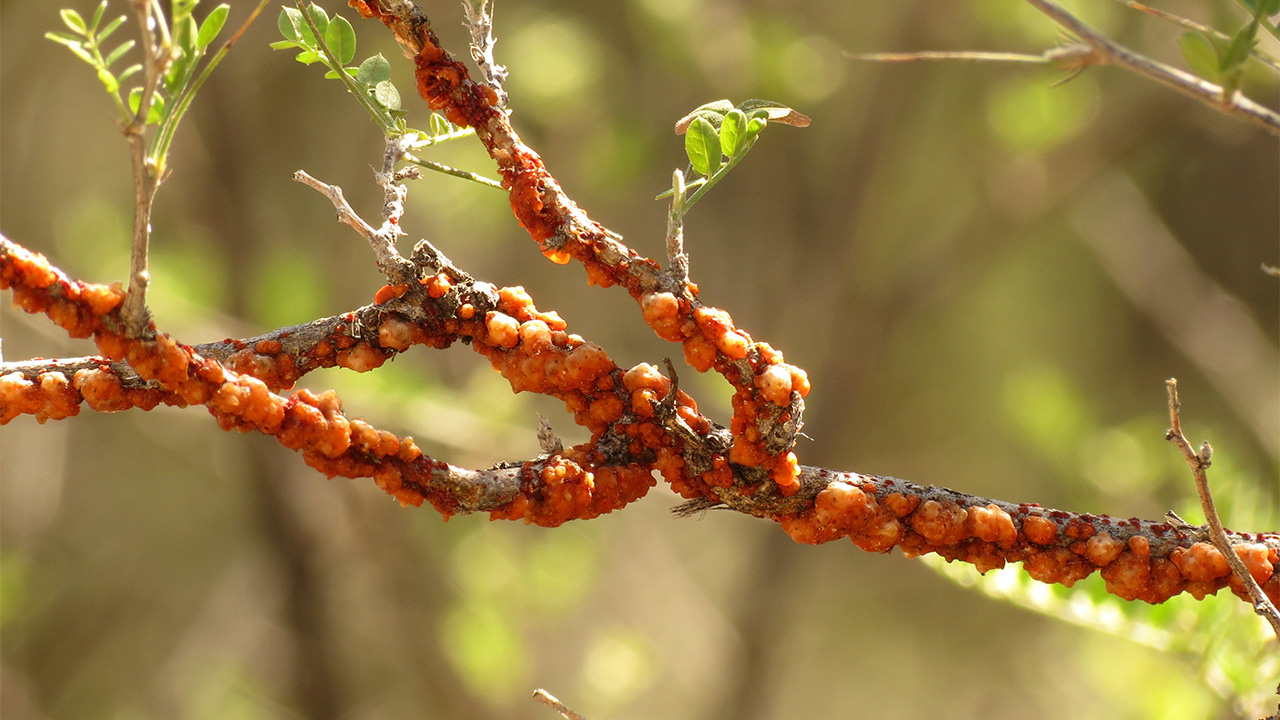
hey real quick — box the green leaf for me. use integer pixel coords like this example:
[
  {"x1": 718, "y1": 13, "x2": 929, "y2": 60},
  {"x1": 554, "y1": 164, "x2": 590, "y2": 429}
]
[
  {"x1": 172, "y1": 0, "x2": 198, "y2": 25},
  {"x1": 306, "y1": 5, "x2": 330, "y2": 37},
  {"x1": 674, "y1": 98, "x2": 733, "y2": 134},
  {"x1": 178, "y1": 15, "x2": 200, "y2": 58},
  {"x1": 1241, "y1": 0, "x2": 1280, "y2": 15},
  {"x1": 128, "y1": 87, "x2": 166, "y2": 124},
  {"x1": 685, "y1": 116, "x2": 721, "y2": 176},
  {"x1": 294, "y1": 49, "x2": 321, "y2": 65},
  {"x1": 738, "y1": 99, "x2": 812, "y2": 127},
  {"x1": 742, "y1": 116, "x2": 767, "y2": 145},
  {"x1": 269, "y1": 40, "x2": 299, "y2": 50},
  {"x1": 165, "y1": 53, "x2": 194, "y2": 93},
  {"x1": 1178, "y1": 32, "x2": 1221, "y2": 82},
  {"x1": 98, "y1": 15, "x2": 127, "y2": 43},
  {"x1": 280, "y1": 7, "x2": 317, "y2": 46},
  {"x1": 278, "y1": 8, "x2": 300, "y2": 42},
  {"x1": 373, "y1": 80, "x2": 401, "y2": 110},
  {"x1": 719, "y1": 108, "x2": 747, "y2": 159},
  {"x1": 45, "y1": 31, "x2": 84, "y2": 48},
  {"x1": 356, "y1": 53, "x2": 392, "y2": 86},
  {"x1": 325, "y1": 15, "x2": 357, "y2": 66},
  {"x1": 429, "y1": 112, "x2": 450, "y2": 136},
  {"x1": 323, "y1": 67, "x2": 359, "y2": 79},
  {"x1": 60, "y1": 9, "x2": 87, "y2": 36},
  {"x1": 96, "y1": 67, "x2": 119, "y2": 94},
  {"x1": 89, "y1": 1, "x2": 108, "y2": 33},
  {"x1": 1220, "y1": 22, "x2": 1259, "y2": 73},
  {"x1": 197, "y1": 5, "x2": 230, "y2": 50},
  {"x1": 118, "y1": 64, "x2": 142, "y2": 82},
  {"x1": 45, "y1": 33, "x2": 96, "y2": 64},
  {"x1": 103, "y1": 40, "x2": 135, "y2": 69}
]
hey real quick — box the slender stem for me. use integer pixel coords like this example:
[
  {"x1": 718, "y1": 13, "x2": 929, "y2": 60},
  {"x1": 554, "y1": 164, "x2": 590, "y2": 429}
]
[
  {"x1": 1165, "y1": 379, "x2": 1280, "y2": 644},
  {"x1": 681, "y1": 137, "x2": 757, "y2": 215},
  {"x1": 844, "y1": 50, "x2": 1049, "y2": 64},
  {"x1": 402, "y1": 155, "x2": 504, "y2": 189}
]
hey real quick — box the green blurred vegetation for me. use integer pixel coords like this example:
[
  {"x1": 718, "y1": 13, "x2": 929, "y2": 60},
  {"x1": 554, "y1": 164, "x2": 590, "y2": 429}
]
[{"x1": 1, "y1": 0, "x2": 1277, "y2": 718}]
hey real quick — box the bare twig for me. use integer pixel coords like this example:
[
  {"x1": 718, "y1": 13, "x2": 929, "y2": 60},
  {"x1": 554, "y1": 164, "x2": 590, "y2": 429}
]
[
  {"x1": 293, "y1": 169, "x2": 417, "y2": 284},
  {"x1": 1165, "y1": 378, "x2": 1280, "y2": 642},
  {"x1": 532, "y1": 689, "x2": 586, "y2": 720},
  {"x1": 844, "y1": 50, "x2": 1052, "y2": 64},
  {"x1": 1263, "y1": 263, "x2": 1280, "y2": 277},
  {"x1": 1025, "y1": 0, "x2": 1280, "y2": 136}
]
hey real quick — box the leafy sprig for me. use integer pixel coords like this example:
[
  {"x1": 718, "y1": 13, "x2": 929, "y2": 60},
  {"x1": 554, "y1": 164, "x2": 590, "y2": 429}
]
[
  {"x1": 659, "y1": 99, "x2": 810, "y2": 218},
  {"x1": 46, "y1": 0, "x2": 237, "y2": 177},
  {"x1": 45, "y1": 3, "x2": 140, "y2": 120},
  {"x1": 272, "y1": 2, "x2": 501, "y2": 189}
]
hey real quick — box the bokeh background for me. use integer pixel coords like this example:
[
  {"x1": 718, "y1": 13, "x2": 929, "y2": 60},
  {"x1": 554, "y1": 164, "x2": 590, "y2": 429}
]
[{"x1": 2, "y1": 0, "x2": 1278, "y2": 718}]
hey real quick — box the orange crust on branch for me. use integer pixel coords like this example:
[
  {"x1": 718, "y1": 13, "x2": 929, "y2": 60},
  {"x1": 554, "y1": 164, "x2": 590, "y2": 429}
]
[
  {"x1": 0, "y1": 238, "x2": 658, "y2": 525},
  {"x1": 349, "y1": 0, "x2": 809, "y2": 495},
  {"x1": 5, "y1": 236, "x2": 1277, "y2": 604},
  {"x1": 772, "y1": 470, "x2": 1280, "y2": 606}
]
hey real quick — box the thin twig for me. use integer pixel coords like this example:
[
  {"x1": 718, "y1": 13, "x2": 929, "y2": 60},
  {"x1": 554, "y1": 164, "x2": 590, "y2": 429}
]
[
  {"x1": 532, "y1": 689, "x2": 586, "y2": 720},
  {"x1": 844, "y1": 50, "x2": 1050, "y2": 64},
  {"x1": 1025, "y1": 0, "x2": 1280, "y2": 136},
  {"x1": 1165, "y1": 378, "x2": 1280, "y2": 643},
  {"x1": 401, "y1": 154, "x2": 505, "y2": 188},
  {"x1": 293, "y1": 169, "x2": 417, "y2": 283},
  {"x1": 120, "y1": 0, "x2": 175, "y2": 336}
]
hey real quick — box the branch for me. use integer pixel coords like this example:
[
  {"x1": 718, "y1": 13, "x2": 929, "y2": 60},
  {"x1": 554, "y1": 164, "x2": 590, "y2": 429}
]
[
  {"x1": 5, "y1": 233, "x2": 1278, "y2": 606},
  {"x1": 1025, "y1": 0, "x2": 1280, "y2": 136},
  {"x1": 348, "y1": 0, "x2": 812, "y2": 499},
  {"x1": 1165, "y1": 379, "x2": 1280, "y2": 641}
]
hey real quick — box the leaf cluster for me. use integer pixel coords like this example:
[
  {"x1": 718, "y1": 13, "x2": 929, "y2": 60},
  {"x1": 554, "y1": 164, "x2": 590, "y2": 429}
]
[
  {"x1": 271, "y1": 3, "x2": 498, "y2": 188},
  {"x1": 660, "y1": 99, "x2": 810, "y2": 218},
  {"x1": 46, "y1": 0, "x2": 232, "y2": 175},
  {"x1": 273, "y1": 5, "x2": 408, "y2": 135}
]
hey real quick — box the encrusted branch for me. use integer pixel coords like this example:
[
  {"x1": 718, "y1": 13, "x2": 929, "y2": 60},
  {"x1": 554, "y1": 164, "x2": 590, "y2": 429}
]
[
  {"x1": 3, "y1": 0, "x2": 1277, "y2": 615},
  {"x1": 348, "y1": 0, "x2": 811, "y2": 499},
  {"x1": 3, "y1": 234, "x2": 1277, "y2": 607}
]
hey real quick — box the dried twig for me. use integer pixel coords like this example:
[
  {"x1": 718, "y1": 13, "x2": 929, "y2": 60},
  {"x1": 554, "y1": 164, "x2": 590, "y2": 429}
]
[
  {"x1": 293, "y1": 168, "x2": 417, "y2": 284},
  {"x1": 532, "y1": 689, "x2": 586, "y2": 720},
  {"x1": 1165, "y1": 378, "x2": 1280, "y2": 642}
]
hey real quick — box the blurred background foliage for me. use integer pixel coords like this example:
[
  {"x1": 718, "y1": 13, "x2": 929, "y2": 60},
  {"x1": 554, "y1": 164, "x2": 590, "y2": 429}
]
[{"x1": 1, "y1": 0, "x2": 1278, "y2": 718}]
